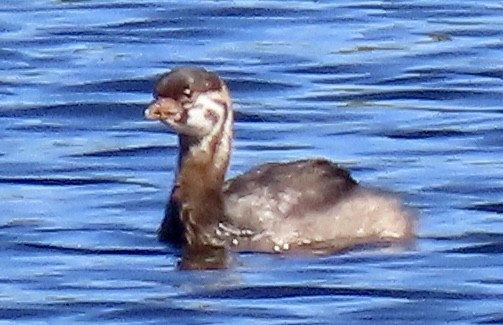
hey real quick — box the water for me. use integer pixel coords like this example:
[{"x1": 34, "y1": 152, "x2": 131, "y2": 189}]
[{"x1": 1, "y1": 0, "x2": 502, "y2": 323}]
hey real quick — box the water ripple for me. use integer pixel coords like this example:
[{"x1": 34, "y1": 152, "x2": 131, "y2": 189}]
[
  {"x1": 15, "y1": 242, "x2": 166, "y2": 256},
  {"x1": 186, "y1": 285, "x2": 503, "y2": 301}
]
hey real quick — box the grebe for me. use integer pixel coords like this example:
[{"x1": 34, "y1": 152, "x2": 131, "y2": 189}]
[{"x1": 145, "y1": 67, "x2": 413, "y2": 264}]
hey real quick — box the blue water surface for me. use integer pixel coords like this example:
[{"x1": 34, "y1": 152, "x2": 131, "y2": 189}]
[{"x1": 1, "y1": 0, "x2": 502, "y2": 324}]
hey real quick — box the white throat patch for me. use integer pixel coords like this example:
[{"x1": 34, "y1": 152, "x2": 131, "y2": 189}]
[{"x1": 190, "y1": 90, "x2": 233, "y2": 171}]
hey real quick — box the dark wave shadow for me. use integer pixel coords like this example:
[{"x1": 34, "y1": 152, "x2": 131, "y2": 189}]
[
  {"x1": 239, "y1": 144, "x2": 313, "y2": 151},
  {"x1": 297, "y1": 89, "x2": 499, "y2": 103},
  {"x1": 14, "y1": 242, "x2": 167, "y2": 256},
  {"x1": 377, "y1": 129, "x2": 474, "y2": 139},
  {"x1": 428, "y1": 232, "x2": 503, "y2": 254},
  {"x1": 70, "y1": 145, "x2": 178, "y2": 158},
  {"x1": 0, "y1": 307, "x2": 57, "y2": 322},
  {"x1": 467, "y1": 203, "x2": 503, "y2": 214},
  {"x1": 0, "y1": 102, "x2": 144, "y2": 119},
  {"x1": 61, "y1": 78, "x2": 152, "y2": 94},
  {"x1": 95, "y1": 302, "x2": 304, "y2": 323},
  {"x1": 478, "y1": 314, "x2": 503, "y2": 324},
  {"x1": 226, "y1": 78, "x2": 299, "y2": 93},
  {"x1": 184, "y1": 284, "x2": 502, "y2": 301},
  {"x1": 446, "y1": 242, "x2": 503, "y2": 254},
  {"x1": 283, "y1": 64, "x2": 363, "y2": 75},
  {"x1": 0, "y1": 177, "x2": 146, "y2": 187}
]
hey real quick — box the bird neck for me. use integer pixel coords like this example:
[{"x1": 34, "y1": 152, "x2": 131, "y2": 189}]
[{"x1": 175, "y1": 106, "x2": 233, "y2": 248}]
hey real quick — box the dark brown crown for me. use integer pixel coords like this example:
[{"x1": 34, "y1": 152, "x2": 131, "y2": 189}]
[{"x1": 154, "y1": 67, "x2": 223, "y2": 101}]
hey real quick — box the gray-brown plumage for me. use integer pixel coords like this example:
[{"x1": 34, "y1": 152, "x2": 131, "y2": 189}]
[{"x1": 145, "y1": 67, "x2": 414, "y2": 257}]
